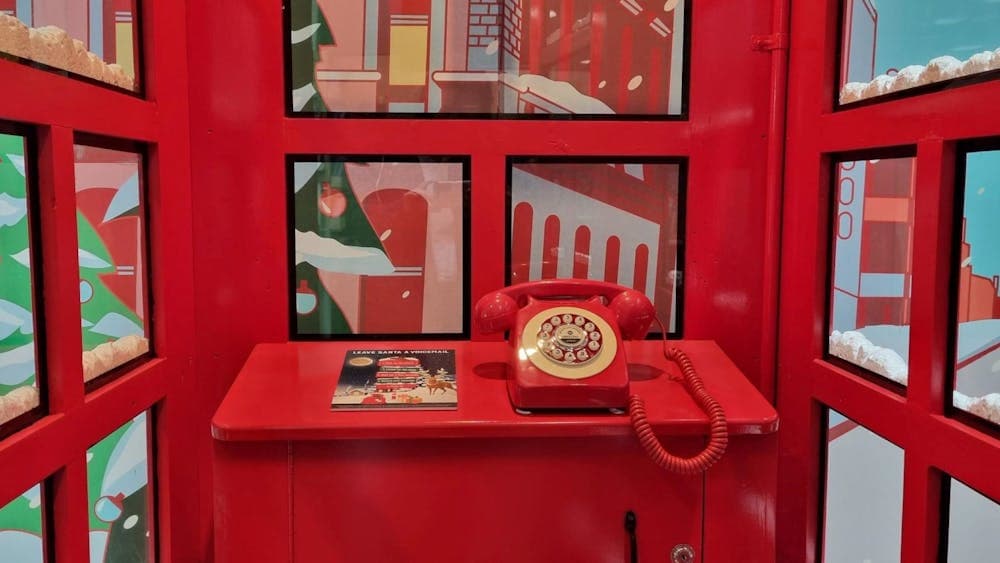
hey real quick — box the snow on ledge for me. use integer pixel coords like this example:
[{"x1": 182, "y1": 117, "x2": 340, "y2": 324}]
[
  {"x1": 840, "y1": 47, "x2": 1000, "y2": 104},
  {"x1": 954, "y1": 391, "x2": 1000, "y2": 426},
  {"x1": 829, "y1": 330, "x2": 908, "y2": 384}
]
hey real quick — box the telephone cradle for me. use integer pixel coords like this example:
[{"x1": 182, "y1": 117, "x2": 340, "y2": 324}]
[{"x1": 475, "y1": 278, "x2": 729, "y2": 474}]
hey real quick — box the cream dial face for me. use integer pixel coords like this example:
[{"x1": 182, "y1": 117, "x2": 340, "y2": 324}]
[
  {"x1": 536, "y1": 313, "x2": 603, "y2": 366},
  {"x1": 521, "y1": 306, "x2": 618, "y2": 380}
]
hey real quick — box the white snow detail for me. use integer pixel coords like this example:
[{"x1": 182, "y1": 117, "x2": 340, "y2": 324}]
[
  {"x1": 0, "y1": 193, "x2": 27, "y2": 226},
  {"x1": 627, "y1": 75, "x2": 643, "y2": 90},
  {"x1": 501, "y1": 73, "x2": 614, "y2": 114},
  {"x1": 5, "y1": 154, "x2": 26, "y2": 177},
  {"x1": 829, "y1": 330, "x2": 908, "y2": 384},
  {"x1": 79, "y1": 248, "x2": 112, "y2": 269},
  {"x1": 840, "y1": 47, "x2": 1000, "y2": 104},
  {"x1": 103, "y1": 172, "x2": 140, "y2": 222},
  {"x1": 486, "y1": 39, "x2": 499, "y2": 55},
  {"x1": 295, "y1": 230, "x2": 394, "y2": 275},
  {"x1": 292, "y1": 83, "x2": 318, "y2": 111},
  {"x1": 0, "y1": 299, "x2": 34, "y2": 340},
  {"x1": 89, "y1": 313, "x2": 143, "y2": 338},
  {"x1": 0, "y1": 344, "x2": 36, "y2": 386},
  {"x1": 291, "y1": 23, "x2": 321, "y2": 45},
  {"x1": 11, "y1": 248, "x2": 30, "y2": 267},
  {"x1": 954, "y1": 391, "x2": 1000, "y2": 425}
]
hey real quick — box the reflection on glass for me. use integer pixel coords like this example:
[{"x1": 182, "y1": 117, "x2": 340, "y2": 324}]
[
  {"x1": 839, "y1": 0, "x2": 1000, "y2": 104},
  {"x1": 828, "y1": 157, "x2": 914, "y2": 386},
  {"x1": 0, "y1": 132, "x2": 40, "y2": 426},
  {"x1": 0, "y1": 1, "x2": 139, "y2": 90},
  {"x1": 509, "y1": 161, "x2": 682, "y2": 333},
  {"x1": 87, "y1": 412, "x2": 151, "y2": 563},
  {"x1": 0, "y1": 483, "x2": 45, "y2": 562},
  {"x1": 289, "y1": 0, "x2": 686, "y2": 115},
  {"x1": 75, "y1": 144, "x2": 149, "y2": 382},
  {"x1": 947, "y1": 478, "x2": 1000, "y2": 561},
  {"x1": 953, "y1": 149, "x2": 1000, "y2": 426},
  {"x1": 291, "y1": 159, "x2": 467, "y2": 336},
  {"x1": 824, "y1": 409, "x2": 903, "y2": 562}
]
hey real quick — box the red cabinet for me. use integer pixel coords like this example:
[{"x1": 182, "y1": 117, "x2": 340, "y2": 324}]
[{"x1": 212, "y1": 341, "x2": 778, "y2": 562}]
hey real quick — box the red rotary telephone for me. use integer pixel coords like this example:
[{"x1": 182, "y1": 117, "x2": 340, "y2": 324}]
[{"x1": 474, "y1": 279, "x2": 727, "y2": 474}]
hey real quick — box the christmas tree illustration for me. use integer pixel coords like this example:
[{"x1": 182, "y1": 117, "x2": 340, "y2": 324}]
[
  {"x1": 293, "y1": 161, "x2": 391, "y2": 335},
  {"x1": 290, "y1": 0, "x2": 335, "y2": 112},
  {"x1": 0, "y1": 133, "x2": 36, "y2": 402}
]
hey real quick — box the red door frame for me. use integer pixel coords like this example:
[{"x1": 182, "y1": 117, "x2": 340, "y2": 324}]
[
  {"x1": 777, "y1": 1, "x2": 1000, "y2": 561},
  {"x1": 0, "y1": 1, "x2": 198, "y2": 561}
]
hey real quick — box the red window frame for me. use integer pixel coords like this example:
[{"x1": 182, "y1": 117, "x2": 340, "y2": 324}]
[
  {"x1": 0, "y1": 1, "x2": 197, "y2": 560},
  {"x1": 778, "y1": 1, "x2": 1000, "y2": 561}
]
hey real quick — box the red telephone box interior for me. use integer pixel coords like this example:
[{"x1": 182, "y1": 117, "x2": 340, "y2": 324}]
[{"x1": 0, "y1": 0, "x2": 998, "y2": 562}]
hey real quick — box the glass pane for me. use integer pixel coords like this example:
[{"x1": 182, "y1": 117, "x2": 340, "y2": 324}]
[
  {"x1": 288, "y1": 0, "x2": 686, "y2": 116},
  {"x1": 0, "y1": 484, "x2": 46, "y2": 563},
  {"x1": 0, "y1": 132, "x2": 41, "y2": 426},
  {"x1": 823, "y1": 409, "x2": 903, "y2": 562},
  {"x1": 87, "y1": 411, "x2": 151, "y2": 563},
  {"x1": 75, "y1": 144, "x2": 150, "y2": 383},
  {"x1": 953, "y1": 149, "x2": 1000, "y2": 426},
  {"x1": 291, "y1": 158, "x2": 467, "y2": 336},
  {"x1": 829, "y1": 157, "x2": 915, "y2": 386},
  {"x1": 509, "y1": 160, "x2": 682, "y2": 333},
  {"x1": 0, "y1": 1, "x2": 140, "y2": 91},
  {"x1": 839, "y1": 0, "x2": 1000, "y2": 105},
  {"x1": 947, "y1": 478, "x2": 1000, "y2": 562}
]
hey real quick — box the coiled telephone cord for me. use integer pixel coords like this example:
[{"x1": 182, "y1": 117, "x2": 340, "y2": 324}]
[{"x1": 628, "y1": 321, "x2": 728, "y2": 474}]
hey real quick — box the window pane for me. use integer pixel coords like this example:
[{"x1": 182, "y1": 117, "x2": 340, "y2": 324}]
[
  {"x1": 75, "y1": 144, "x2": 150, "y2": 383},
  {"x1": 829, "y1": 157, "x2": 915, "y2": 386},
  {"x1": 823, "y1": 409, "x2": 903, "y2": 562},
  {"x1": 288, "y1": 0, "x2": 686, "y2": 116},
  {"x1": 953, "y1": 149, "x2": 1000, "y2": 426},
  {"x1": 839, "y1": 1, "x2": 1000, "y2": 105},
  {"x1": 291, "y1": 158, "x2": 467, "y2": 336},
  {"x1": 87, "y1": 411, "x2": 151, "y2": 563},
  {"x1": 0, "y1": 483, "x2": 46, "y2": 563},
  {"x1": 0, "y1": 1, "x2": 140, "y2": 91},
  {"x1": 0, "y1": 132, "x2": 41, "y2": 426},
  {"x1": 508, "y1": 160, "x2": 682, "y2": 333},
  {"x1": 947, "y1": 479, "x2": 1000, "y2": 562}
]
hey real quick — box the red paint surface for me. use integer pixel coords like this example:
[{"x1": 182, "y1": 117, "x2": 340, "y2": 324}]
[
  {"x1": 212, "y1": 340, "x2": 776, "y2": 562},
  {"x1": 778, "y1": 3, "x2": 1000, "y2": 563}
]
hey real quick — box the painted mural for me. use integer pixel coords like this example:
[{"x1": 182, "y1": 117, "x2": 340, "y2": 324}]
[
  {"x1": 840, "y1": 0, "x2": 1000, "y2": 104},
  {"x1": 0, "y1": 0, "x2": 138, "y2": 90},
  {"x1": 289, "y1": 0, "x2": 687, "y2": 115},
  {"x1": 828, "y1": 157, "x2": 915, "y2": 385},
  {"x1": 75, "y1": 145, "x2": 150, "y2": 382},
  {"x1": 0, "y1": 412, "x2": 150, "y2": 562},
  {"x1": 509, "y1": 161, "x2": 681, "y2": 333},
  {"x1": 293, "y1": 159, "x2": 466, "y2": 336},
  {"x1": 0, "y1": 132, "x2": 39, "y2": 426},
  {"x1": 87, "y1": 411, "x2": 151, "y2": 563},
  {"x1": 825, "y1": 410, "x2": 1000, "y2": 559},
  {"x1": 827, "y1": 151, "x2": 1000, "y2": 426},
  {"x1": 0, "y1": 484, "x2": 45, "y2": 563},
  {"x1": 953, "y1": 149, "x2": 1000, "y2": 425}
]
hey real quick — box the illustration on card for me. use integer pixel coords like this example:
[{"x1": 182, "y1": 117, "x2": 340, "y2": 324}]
[
  {"x1": 289, "y1": 0, "x2": 686, "y2": 115},
  {"x1": 333, "y1": 349, "x2": 457, "y2": 409},
  {"x1": 293, "y1": 160, "x2": 465, "y2": 336}
]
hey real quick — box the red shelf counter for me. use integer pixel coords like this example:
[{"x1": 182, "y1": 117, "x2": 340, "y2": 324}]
[{"x1": 212, "y1": 340, "x2": 778, "y2": 562}]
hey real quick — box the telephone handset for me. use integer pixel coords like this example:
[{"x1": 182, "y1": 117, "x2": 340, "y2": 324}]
[{"x1": 475, "y1": 279, "x2": 728, "y2": 474}]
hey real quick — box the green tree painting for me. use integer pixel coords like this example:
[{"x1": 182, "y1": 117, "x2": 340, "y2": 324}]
[
  {"x1": 293, "y1": 161, "x2": 391, "y2": 335},
  {"x1": 290, "y1": 0, "x2": 334, "y2": 112},
  {"x1": 0, "y1": 133, "x2": 35, "y2": 398}
]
